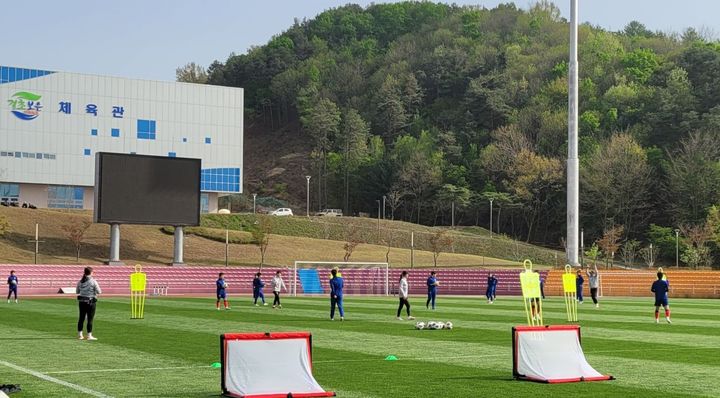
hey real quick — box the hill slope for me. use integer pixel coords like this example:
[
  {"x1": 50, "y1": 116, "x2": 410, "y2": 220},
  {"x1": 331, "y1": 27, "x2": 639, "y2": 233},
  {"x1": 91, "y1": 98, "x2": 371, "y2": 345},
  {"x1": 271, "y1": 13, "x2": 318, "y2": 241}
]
[{"x1": 0, "y1": 207, "x2": 558, "y2": 267}]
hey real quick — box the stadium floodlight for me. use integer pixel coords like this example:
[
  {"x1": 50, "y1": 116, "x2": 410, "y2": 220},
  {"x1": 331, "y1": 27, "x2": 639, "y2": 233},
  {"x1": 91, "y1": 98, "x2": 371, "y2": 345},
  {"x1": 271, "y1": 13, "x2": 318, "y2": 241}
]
[{"x1": 292, "y1": 261, "x2": 389, "y2": 296}]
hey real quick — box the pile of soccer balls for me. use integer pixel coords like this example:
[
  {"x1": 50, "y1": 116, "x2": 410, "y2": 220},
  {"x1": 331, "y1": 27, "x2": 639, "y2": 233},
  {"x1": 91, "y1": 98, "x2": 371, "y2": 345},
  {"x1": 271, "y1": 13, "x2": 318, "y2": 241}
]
[{"x1": 415, "y1": 321, "x2": 453, "y2": 330}]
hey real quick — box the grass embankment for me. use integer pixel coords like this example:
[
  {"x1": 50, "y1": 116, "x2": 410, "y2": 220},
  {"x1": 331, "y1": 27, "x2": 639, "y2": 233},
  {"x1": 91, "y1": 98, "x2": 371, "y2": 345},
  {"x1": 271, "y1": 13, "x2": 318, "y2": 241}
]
[{"x1": 0, "y1": 207, "x2": 534, "y2": 267}]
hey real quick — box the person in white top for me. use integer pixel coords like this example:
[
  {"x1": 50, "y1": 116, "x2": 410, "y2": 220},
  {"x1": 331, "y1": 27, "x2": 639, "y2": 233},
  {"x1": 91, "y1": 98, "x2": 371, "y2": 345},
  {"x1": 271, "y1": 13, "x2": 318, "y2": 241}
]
[
  {"x1": 396, "y1": 271, "x2": 415, "y2": 321},
  {"x1": 271, "y1": 271, "x2": 287, "y2": 309}
]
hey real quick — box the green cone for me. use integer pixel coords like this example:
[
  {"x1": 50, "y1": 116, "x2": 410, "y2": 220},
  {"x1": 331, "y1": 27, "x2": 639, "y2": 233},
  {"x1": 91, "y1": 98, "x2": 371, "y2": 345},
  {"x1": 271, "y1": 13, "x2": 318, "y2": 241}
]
[
  {"x1": 384, "y1": 355, "x2": 398, "y2": 361},
  {"x1": 211, "y1": 362, "x2": 221, "y2": 368}
]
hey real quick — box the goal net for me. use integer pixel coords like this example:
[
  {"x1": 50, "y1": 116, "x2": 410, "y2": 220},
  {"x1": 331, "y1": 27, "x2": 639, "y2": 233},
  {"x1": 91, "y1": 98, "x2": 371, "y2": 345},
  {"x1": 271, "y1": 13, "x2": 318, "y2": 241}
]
[
  {"x1": 292, "y1": 261, "x2": 389, "y2": 296},
  {"x1": 512, "y1": 325, "x2": 613, "y2": 383},
  {"x1": 221, "y1": 332, "x2": 335, "y2": 397}
]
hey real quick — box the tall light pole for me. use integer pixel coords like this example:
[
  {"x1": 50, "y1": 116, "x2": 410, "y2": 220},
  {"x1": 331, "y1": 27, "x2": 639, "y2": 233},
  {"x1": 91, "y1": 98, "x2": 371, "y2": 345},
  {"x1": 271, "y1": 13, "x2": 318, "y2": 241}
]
[
  {"x1": 382, "y1": 195, "x2": 386, "y2": 220},
  {"x1": 489, "y1": 198, "x2": 494, "y2": 238},
  {"x1": 376, "y1": 200, "x2": 381, "y2": 232},
  {"x1": 252, "y1": 193, "x2": 257, "y2": 214},
  {"x1": 305, "y1": 176, "x2": 311, "y2": 217},
  {"x1": 566, "y1": 0, "x2": 580, "y2": 267},
  {"x1": 674, "y1": 228, "x2": 680, "y2": 268}
]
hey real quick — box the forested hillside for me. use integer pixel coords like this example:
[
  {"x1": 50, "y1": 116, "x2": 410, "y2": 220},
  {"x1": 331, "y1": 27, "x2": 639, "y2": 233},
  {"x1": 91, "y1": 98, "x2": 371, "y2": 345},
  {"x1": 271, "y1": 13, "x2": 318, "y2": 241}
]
[{"x1": 184, "y1": 1, "x2": 720, "y2": 267}]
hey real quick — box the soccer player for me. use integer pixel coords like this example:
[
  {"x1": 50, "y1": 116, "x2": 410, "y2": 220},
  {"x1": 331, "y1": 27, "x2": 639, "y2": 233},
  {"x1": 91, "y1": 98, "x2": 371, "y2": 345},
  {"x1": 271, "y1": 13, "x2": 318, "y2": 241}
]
[
  {"x1": 7, "y1": 270, "x2": 18, "y2": 303},
  {"x1": 216, "y1": 272, "x2": 230, "y2": 310},
  {"x1": 537, "y1": 271, "x2": 546, "y2": 300},
  {"x1": 486, "y1": 273, "x2": 498, "y2": 304},
  {"x1": 587, "y1": 265, "x2": 600, "y2": 307},
  {"x1": 575, "y1": 269, "x2": 584, "y2": 304},
  {"x1": 396, "y1": 271, "x2": 414, "y2": 320},
  {"x1": 426, "y1": 271, "x2": 439, "y2": 310},
  {"x1": 271, "y1": 270, "x2": 286, "y2": 309},
  {"x1": 651, "y1": 271, "x2": 671, "y2": 324},
  {"x1": 252, "y1": 272, "x2": 267, "y2": 306},
  {"x1": 76, "y1": 267, "x2": 101, "y2": 340},
  {"x1": 330, "y1": 268, "x2": 344, "y2": 321}
]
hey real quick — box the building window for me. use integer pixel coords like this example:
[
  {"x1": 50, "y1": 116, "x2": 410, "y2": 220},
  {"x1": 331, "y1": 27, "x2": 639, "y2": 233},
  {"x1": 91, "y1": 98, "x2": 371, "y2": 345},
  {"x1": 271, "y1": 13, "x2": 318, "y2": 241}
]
[
  {"x1": 205, "y1": 137, "x2": 211, "y2": 144},
  {"x1": 182, "y1": 137, "x2": 187, "y2": 143},
  {"x1": 111, "y1": 128, "x2": 120, "y2": 137},
  {"x1": 200, "y1": 193, "x2": 209, "y2": 214},
  {"x1": 91, "y1": 129, "x2": 98, "y2": 136},
  {"x1": 200, "y1": 167, "x2": 241, "y2": 192},
  {"x1": 0, "y1": 183, "x2": 20, "y2": 199},
  {"x1": 137, "y1": 119, "x2": 156, "y2": 140},
  {"x1": 84, "y1": 148, "x2": 91, "y2": 156},
  {"x1": 168, "y1": 152, "x2": 176, "y2": 157},
  {"x1": 36, "y1": 153, "x2": 42, "y2": 160},
  {"x1": 48, "y1": 186, "x2": 84, "y2": 209}
]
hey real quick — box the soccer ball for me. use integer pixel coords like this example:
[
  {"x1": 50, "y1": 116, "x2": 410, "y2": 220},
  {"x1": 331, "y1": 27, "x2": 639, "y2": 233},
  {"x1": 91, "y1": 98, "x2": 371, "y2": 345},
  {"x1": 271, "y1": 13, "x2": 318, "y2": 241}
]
[
  {"x1": 11, "y1": 280, "x2": 17, "y2": 285},
  {"x1": 223, "y1": 283, "x2": 229, "y2": 289},
  {"x1": 415, "y1": 322, "x2": 426, "y2": 330},
  {"x1": 444, "y1": 321, "x2": 453, "y2": 330},
  {"x1": 428, "y1": 321, "x2": 440, "y2": 330},
  {"x1": 436, "y1": 322, "x2": 445, "y2": 329}
]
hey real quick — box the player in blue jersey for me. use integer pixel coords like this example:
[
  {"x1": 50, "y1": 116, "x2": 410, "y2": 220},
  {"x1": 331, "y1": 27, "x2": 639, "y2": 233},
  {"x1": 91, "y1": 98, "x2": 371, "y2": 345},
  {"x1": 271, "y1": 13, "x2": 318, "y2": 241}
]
[
  {"x1": 486, "y1": 273, "x2": 498, "y2": 304},
  {"x1": 252, "y1": 272, "x2": 267, "y2": 306},
  {"x1": 651, "y1": 272, "x2": 671, "y2": 324},
  {"x1": 576, "y1": 269, "x2": 584, "y2": 304},
  {"x1": 7, "y1": 270, "x2": 18, "y2": 303},
  {"x1": 329, "y1": 268, "x2": 344, "y2": 321},
  {"x1": 426, "y1": 271, "x2": 439, "y2": 310},
  {"x1": 216, "y1": 272, "x2": 230, "y2": 310}
]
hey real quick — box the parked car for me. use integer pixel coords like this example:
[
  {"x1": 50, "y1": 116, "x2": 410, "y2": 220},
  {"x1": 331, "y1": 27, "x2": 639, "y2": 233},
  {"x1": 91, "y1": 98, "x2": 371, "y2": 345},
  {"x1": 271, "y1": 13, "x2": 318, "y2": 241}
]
[
  {"x1": 316, "y1": 208, "x2": 343, "y2": 217},
  {"x1": 271, "y1": 208, "x2": 294, "y2": 216}
]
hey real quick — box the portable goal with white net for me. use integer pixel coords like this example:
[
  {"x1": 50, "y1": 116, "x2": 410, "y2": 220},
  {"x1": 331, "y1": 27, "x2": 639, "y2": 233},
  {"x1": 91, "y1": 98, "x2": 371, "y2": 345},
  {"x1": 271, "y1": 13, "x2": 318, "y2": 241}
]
[{"x1": 292, "y1": 261, "x2": 389, "y2": 296}]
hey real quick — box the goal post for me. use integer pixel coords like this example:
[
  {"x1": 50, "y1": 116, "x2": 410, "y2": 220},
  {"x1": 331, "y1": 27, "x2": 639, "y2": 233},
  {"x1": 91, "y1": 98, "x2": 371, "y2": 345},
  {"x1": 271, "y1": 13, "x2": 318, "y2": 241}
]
[{"x1": 293, "y1": 261, "x2": 389, "y2": 296}]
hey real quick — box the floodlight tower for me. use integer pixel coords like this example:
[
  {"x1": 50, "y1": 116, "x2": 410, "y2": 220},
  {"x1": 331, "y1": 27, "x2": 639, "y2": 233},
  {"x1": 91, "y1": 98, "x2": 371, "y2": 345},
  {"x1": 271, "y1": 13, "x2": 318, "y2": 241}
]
[{"x1": 567, "y1": 0, "x2": 580, "y2": 267}]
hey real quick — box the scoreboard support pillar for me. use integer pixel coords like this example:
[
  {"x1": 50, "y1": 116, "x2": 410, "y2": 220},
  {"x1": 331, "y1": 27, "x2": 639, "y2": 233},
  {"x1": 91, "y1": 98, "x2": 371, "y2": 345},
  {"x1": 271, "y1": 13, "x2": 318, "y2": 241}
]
[
  {"x1": 172, "y1": 226, "x2": 184, "y2": 266},
  {"x1": 107, "y1": 223, "x2": 125, "y2": 265}
]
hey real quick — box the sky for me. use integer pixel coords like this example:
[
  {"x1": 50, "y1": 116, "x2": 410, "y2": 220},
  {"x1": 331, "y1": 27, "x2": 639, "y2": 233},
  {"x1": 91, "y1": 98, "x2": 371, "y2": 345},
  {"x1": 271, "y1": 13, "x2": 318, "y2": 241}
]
[{"x1": 2, "y1": 1, "x2": 719, "y2": 81}]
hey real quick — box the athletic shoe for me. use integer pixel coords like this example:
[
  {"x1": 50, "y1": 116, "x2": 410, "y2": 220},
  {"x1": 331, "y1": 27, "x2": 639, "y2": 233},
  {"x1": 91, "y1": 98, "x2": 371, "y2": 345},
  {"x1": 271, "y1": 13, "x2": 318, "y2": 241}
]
[
  {"x1": 263, "y1": 303, "x2": 268, "y2": 306},
  {"x1": 579, "y1": 301, "x2": 583, "y2": 304},
  {"x1": 330, "y1": 318, "x2": 334, "y2": 321},
  {"x1": 278, "y1": 305, "x2": 282, "y2": 309},
  {"x1": 78, "y1": 333, "x2": 84, "y2": 340},
  {"x1": 216, "y1": 307, "x2": 220, "y2": 310},
  {"x1": 408, "y1": 316, "x2": 415, "y2": 320},
  {"x1": 397, "y1": 317, "x2": 403, "y2": 321},
  {"x1": 254, "y1": 304, "x2": 259, "y2": 306},
  {"x1": 655, "y1": 318, "x2": 659, "y2": 324},
  {"x1": 86, "y1": 335, "x2": 97, "y2": 341},
  {"x1": 341, "y1": 316, "x2": 345, "y2": 321},
  {"x1": 595, "y1": 304, "x2": 599, "y2": 308},
  {"x1": 666, "y1": 317, "x2": 672, "y2": 324},
  {"x1": 490, "y1": 301, "x2": 494, "y2": 304},
  {"x1": 225, "y1": 307, "x2": 231, "y2": 310},
  {"x1": 272, "y1": 305, "x2": 276, "y2": 308},
  {"x1": 14, "y1": 300, "x2": 18, "y2": 303}
]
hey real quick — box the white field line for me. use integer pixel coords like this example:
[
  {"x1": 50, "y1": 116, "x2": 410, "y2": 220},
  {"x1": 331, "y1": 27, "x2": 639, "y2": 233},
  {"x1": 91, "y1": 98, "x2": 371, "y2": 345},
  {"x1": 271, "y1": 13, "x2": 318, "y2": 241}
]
[
  {"x1": 0, "y1": 359, "x2": 112, "y2": 398},
  {"x1": 43, "y1": 365, "x2": 212, "y2": 375}
]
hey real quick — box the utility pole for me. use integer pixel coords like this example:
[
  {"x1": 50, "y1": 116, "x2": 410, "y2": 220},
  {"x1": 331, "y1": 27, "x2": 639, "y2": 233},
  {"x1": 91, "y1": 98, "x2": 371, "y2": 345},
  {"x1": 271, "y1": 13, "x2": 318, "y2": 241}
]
[
  {"x1": 305, "y1": 176, "x2": 311, "y2": 217},
  {"x1": 27, "y1": 223, "x2": 44, "y2": 264},
  {"x1": 489, "y1": 198, "x2": 494, "y2": 238},
  {"x1": 252, "y1": 193, "x2": 257, "y2": 214},
  {"x1": 675, "y1": 229, "x2": 680, "y2": 268}
]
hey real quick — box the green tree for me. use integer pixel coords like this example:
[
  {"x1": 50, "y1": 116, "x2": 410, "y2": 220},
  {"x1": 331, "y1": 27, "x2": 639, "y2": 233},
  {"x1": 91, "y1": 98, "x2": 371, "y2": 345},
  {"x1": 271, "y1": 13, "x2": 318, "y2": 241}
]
[{"x1": 175, "y1": 62, "x2": 208, "y2": 83}]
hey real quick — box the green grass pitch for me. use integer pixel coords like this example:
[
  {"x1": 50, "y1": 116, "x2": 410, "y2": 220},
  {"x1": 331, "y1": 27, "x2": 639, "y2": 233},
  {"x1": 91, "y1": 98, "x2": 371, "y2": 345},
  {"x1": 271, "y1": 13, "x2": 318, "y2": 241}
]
[{"x1": 2, "y1": 295, "x2": 719, "y2": 397}]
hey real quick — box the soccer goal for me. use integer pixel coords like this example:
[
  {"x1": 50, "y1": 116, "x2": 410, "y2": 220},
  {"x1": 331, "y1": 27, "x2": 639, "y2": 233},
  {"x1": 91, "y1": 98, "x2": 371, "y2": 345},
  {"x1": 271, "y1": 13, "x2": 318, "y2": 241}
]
[{"x1": 292, "y1": 261, "x2": 389, "y2": 296}]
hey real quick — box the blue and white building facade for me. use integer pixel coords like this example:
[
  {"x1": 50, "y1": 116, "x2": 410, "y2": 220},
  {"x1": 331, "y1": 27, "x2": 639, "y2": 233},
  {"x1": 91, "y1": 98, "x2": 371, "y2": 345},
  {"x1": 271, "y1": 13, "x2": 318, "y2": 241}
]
[{"x1": 0, "y1": 65, "x2": 243, "y2": 213}]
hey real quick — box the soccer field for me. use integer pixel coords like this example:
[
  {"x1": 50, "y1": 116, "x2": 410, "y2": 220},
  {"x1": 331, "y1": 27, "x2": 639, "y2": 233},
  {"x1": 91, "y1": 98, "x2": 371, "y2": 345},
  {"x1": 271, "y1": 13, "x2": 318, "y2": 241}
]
[{"x1": 2, "y1": 295, "x2": 719, "y2": 397}]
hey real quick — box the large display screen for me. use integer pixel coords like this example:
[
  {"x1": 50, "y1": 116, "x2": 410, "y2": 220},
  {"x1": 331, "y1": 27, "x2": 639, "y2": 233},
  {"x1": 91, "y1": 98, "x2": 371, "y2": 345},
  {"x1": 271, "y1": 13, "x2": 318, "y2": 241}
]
[{"x1": 94, "y1": 152, "x2": 200, "y2": 226}]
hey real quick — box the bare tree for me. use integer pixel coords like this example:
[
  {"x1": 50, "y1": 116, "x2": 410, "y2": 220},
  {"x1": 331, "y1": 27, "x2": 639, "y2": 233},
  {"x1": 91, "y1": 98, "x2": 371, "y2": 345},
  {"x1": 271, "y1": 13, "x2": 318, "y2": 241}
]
[
  {"x1": 251, "y1": 218, "x2": 272, "y2": 269},
  {"x1": 343, "y1": 222, "x2": 361, "y2": 262},
  {"x1": 428, "y1": 229, "x2": 453, "y2": 267},
  {"x1": 596, "y1": 225, "x2": 624, "y2": 269},
  {"x1": 61, "y1": 219, "x2": 92, "y2": 262},
  {"x1": 380, "y1": 228, "x2": 398, "y2": 265},
  {"x1": 640, "y1": 245, "x2": 658, "y2": 268},
  {"x1": 386, "y1": 188, "x2": 405, "y2": 220},
  {"x1": 620, "y1": 239, "x2": 640, "y2": 268},
  {"x1": 175, "y1": 62, "x2": 208, "y2": 83}
]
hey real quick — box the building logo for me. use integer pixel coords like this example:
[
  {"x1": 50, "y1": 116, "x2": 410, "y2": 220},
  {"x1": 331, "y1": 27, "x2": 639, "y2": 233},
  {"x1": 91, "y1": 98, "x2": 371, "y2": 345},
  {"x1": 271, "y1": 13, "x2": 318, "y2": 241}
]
[{"x1": 8, "y1": 91, "x2": 43, "y2": 120}]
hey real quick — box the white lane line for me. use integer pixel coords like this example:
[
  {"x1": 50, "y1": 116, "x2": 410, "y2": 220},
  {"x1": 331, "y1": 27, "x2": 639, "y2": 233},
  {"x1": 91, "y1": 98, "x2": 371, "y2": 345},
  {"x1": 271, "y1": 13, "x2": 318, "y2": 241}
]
[
  {"x1": 0, "y1": 359, "x2": 113, "y2": 398},
  {"x1": 43, "y1": 365, "x2": 212, "y2": 375}
]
